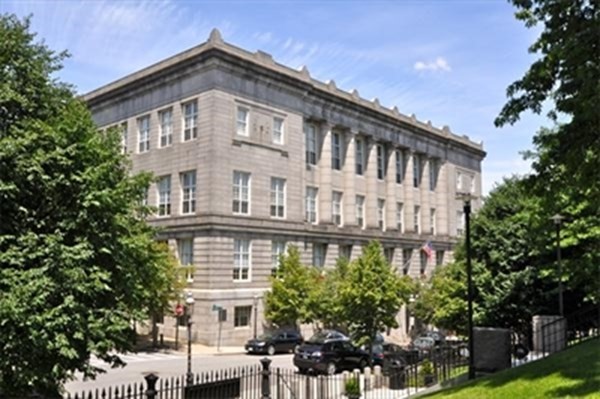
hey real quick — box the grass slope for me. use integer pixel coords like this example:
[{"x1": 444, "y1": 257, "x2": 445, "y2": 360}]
[{"x1": 422, "y1": 338, "x2": 600, "y2": 399}]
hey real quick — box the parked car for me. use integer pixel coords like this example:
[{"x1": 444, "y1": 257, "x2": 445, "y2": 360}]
[
  {"x1": 424, "y1": 331, "x2": 446, "y2": 346},
  {"x1": 307, "y1": 329, "x2": 350, "y2": 343},
  {"x1": 293, "y1": 339, "x2": 369, "y2": 375},
  {"x1": 370, "y1": 342, "x2": 421, "y2": 369},
  {"x1": 409, "y1": 336, "x2": 436, "y2": 358},
  {"x1": 245, "y1": 330, "x2": 303, "y2": 356}
]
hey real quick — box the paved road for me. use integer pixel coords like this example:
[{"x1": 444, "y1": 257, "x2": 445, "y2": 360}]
[{"x1": 65, "y1": 352, "x2": 294, "y2": 396}]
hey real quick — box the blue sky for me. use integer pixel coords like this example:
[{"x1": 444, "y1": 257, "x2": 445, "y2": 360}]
[{"x1": 1, "y1": 0, "x2": 549, "y2": 195}]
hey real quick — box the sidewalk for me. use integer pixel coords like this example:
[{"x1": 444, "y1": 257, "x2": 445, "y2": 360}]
[{"x1": 135, "y1": 334, "x2": 247, "y2": 356}]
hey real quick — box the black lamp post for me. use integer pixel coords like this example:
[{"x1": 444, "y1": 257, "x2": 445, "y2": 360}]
[
  {"x1": 550, "y1": 214, "x2": 565, "y2": 317},
  {"x1": 185, "y1": 292, "x2": 195, "y2": 386},
  {"x1": 458, "y1": 193, "x2": 475, "y2": 380}
]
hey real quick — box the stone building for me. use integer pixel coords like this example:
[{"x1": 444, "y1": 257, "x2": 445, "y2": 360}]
[{"x1": 84, "y1": 29, "x2": 485, "y2": 346}]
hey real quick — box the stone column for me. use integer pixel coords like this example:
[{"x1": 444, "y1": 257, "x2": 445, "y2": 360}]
[
  {"x1": 365, "y1": 138, "x2": 379, "y2": 229},
  {"x1": 386, "y1": 146, "x2": 397, "y2": 231},
  {"x1": 343, "y1": 133, "x2": 357, "y2": 226},
  {"x1": 404, "y1": 151, "x2": 415, "y2": 233},
  {"x1": 318, "y1": 124, "x2": 333, "y2": 224}
]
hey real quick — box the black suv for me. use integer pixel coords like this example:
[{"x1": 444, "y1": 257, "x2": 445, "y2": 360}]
[
  {"x1": 245, "y1": 330, "x2": 303, "y2": 356},
  {"x1": 294, "y1": 339, "x2": 369, "y2": 375}
]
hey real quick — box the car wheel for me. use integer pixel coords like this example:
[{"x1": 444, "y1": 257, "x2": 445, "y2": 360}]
[
  {"x1": 267, "y1": 345, "x2": 276, "y2": 356},
  {"x1": 298, "y1": 368, "x2": 307, "y2": 375},
  {"x1": 326, "y1": 362, "x2": 336, "y2": 375}
]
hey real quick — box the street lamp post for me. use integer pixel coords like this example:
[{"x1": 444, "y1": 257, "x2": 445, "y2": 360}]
[
  {"x1": 458, "y1": 193, "x2": 476, "y2": 380},
  {"x1": 550, "y1": 214, "x2": 565, "y2": 317},
  {"x1": 253, "y1": 295, "x2": 259, "y2": 340},
  {"x1": 185, "y1": 292, "x2": 195, "y2": 386}
]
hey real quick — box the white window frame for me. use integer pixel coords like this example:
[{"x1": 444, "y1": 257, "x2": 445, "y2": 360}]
[
  {"x1": 233, "y1": 239, "x2": 251, "y2": 282},
  {"x1": 178, "y1": 238, "x2": 194, "y2": 282},
  {"x1": 356, "y1": 195, "x2": 365, "y2": 228},
  {"x1": 332, "y1": 191, "x2": 343, "y2": 226},
  {"x1": 138, "y1": 115, "x2": 150, "y2": 153},
  {"x1": 414, "y1": 205, "x2": 421, "y2": 233},
  {"x1": 121, "y1": 122, "x2": 128, "y2": 154},
  {"x1": 271, "y1": 240, "x2": 286, "y2": 273},
  {"x1": 378, "y1": 199, "x2": 386, "y2": 230},
  {"x1": 236, "y1": 106, "x2": 249, "y2": 136},
  {"x1": 157, "y1": 175, "x2": 171, "y2": 216},
  {"x1": 332, "y1": 132, "x2": 342, "y2": 170},
  {"x1": 377, "y1": 144, "x2": 386, "y2": 180},
  {"x1": 233, "y1": 171, "x2": 251, "y2": 215},
  {"x1": 429, "y1": 159, "x2": 438, "y2": 191},
  {"x1": 305, "y1": 186, "x2": 318, "y2": 223},
  {"x1": 456, "y1": 172, "x2": 463, "y2": 191},
  {"x1": 159, "y1": 108, "x2": 173, "y2": 148},
  {"x1": 397, "y1": 202, "x2": 404, "y2": 232},
  {"x1": 395, "y1": 149, "x2": 404, "y2": 184},
  {"x1": 470, "y1": 174, "x2": 476, "y2": 193},
  {"x1": 272, "y1": 117, "x2": 284, "y2": 144},
  {"x1": 181, "y1": 171, "x2": 196, "y2": 215},
  {"x1": 413, "y1": 154, "x2": 421, "y2": 187},
  {"x1": 430, "y1": 208, "x2": 436, "y2": 235},
  {"x1": 270, "y1": 177, "x2": 286, "y2": 219},
  {"x1": 234, "y1": 305, "x2": 252, "y2": 327},
  {"x1": 182, "y1": 100, "x2": 198, "y2": 141},
  {"x1": 355, "y1": 138, "x2": 364, "y2": 175},
  {"x1": 313, "y1": 243, "x2": 327, "y2": 268},
  {"x1": 457, "y1": 210, "x2": 465, "y2": 235},
  {"x1": 305, "y1": 123, "x2": 317, "y2": 166}
]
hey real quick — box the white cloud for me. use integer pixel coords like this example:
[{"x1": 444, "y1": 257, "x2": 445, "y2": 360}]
[{"x1": 414, "y1": 57, "x2": 451, "y2": 72}]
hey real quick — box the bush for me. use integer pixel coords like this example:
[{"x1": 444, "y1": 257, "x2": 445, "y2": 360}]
[
  {"x1": 345, "y1": 376, "x2": 361, "y2": 397},
  {"x1": 419, "y1": 359, "x2": 435, "y2": 387}
]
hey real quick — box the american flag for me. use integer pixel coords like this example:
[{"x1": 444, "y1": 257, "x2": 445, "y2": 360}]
[{"x1": 421, "y1": 241, "x2": 433, "y2": 259}]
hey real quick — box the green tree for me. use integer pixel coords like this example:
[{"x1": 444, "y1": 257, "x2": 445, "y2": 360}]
[
  {"x1": 339, "y1": 241, "x2": 413, "y2": 363},
  {"x1": 0, "y1": 15, "x2": 176, "y2": 396},
  {"x1": 264, "y1": 246, "x2": 315, "y2": 328},
  {"x1": 307, "y1": 257, "x2": 350, "y2": 331}
]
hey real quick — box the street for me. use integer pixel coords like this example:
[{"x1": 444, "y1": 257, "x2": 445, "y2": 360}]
[{"x1": 65, "y1": 352, "x2": 294, "y2": 396}]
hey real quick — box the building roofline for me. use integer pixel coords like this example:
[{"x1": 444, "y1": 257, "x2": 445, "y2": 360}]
[{"x1": 83, "y1": 28, "x2": 485, "y2": 155}]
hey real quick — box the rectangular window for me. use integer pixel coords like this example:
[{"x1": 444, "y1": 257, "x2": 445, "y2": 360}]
[
  {"x1": 414, "y1": 205, "x2": 420, "y2": 234},
  {"x1": 137, "y1": 115, "x2": 150, "y2": 153},
  {"x1": 429, "y1": 159, "x2": 438, "y2": 191},
  {"x1": 402, "y1": 249, "x2": 412, "y2": 275},
  {"x1": 470, "y1": 175, "x2": 476, "y2": 193},
  {"x1": 236, "y1": 107, "x2": 249, "y2": 136},
  {"x1": 159, "y1": 108, "x2": 173, "y2": 148},
  {"x1": 233, "y1": 239, "x2": 251, "y2": 281},
  {"x1": 178, "y1": 238, "x2": 194, "y2": 282},
  {"x1": 332, "y1": 191, "x2": 343, "y2": 226},
  {"x1": 157, "y1": 175, "x2": 171, "y2": 216},
  {"x1": 395, "y1": 149, "x2": 404, "y2": 184},
  {"x1": 272, "y1": 117, "x2": 284, "y2": 144},
  {"x1": 332, "y1": 132, "x2": 342, "y2": 170},
  {"x1": 384, "y1": 247, "x2": 395, "y2": 264},
  {"x1": 377, "y1": 144, "x2": 386, "y2": 180},
  {"x1": 430, "y1": 208, "x2": 436, "y2": 235},
  {"x1": 305, "y1": 186, "x2": 318, "y2": 223},
  {"x1": 181, "y1": 171, "x2": 196, "y2": 214},
  {"x1": 121, "y1": 122, "x2": 128, "y2": 154},
  {"x1": 270, "y1": 177, "x2": 286, "y2": 218},
  {"x1": 457, "y1": 210, "x2": 465, "y2": 235},
  {"x1": 436, "y1": 250, "x2": 445, "y2": 266},
  {"x1": 396, "y1": 202, "x2": 404, "y2": 232},
  {"x1": 456, "y1": 172, "x2": 463, "y2": 191},
  {"x1": 271, "y1": 240, "x2": 286, "y2": 275},
  {"x1": 420, "y1": 251, "x2": 428, "y2": 276},
  {"x1": 234, "y1": 306, "x2": 252, "y2": 327},
  {"x1": 313, "y1": 243, "x2": 327, "y2": 268},
  {"x1": 339, "y1": 245, "x2": 352, "y2": 260},
  {"x1": 141, "y1": 187, "x2": 148, "y2": 207},
  {"x1": 413, "y1": 154, "x2": 421, "y2": 187},
  {"x1": 182, "y1": 100, "x2": 198, "y2": 141},
  {"x1": 356, "y1": 195, "x2": 365, "y2": 228},
  {"x1": 378, "y1": 199, "x2": 386, "y2": 230},
  {"x1": 232, "y1": 171, "x2": 251, "y2": 215},
  {"x1": 305, "y1": 123, "x2": 317, "y2": 166},
  {"x1": 355, "y1": 138, "x2": 364, "y2": 175}
]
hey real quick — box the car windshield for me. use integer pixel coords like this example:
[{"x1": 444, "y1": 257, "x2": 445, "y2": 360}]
[
  {"x1": 307, "y1": 331, "x2": 335, "y2": 344},
  {"x1": 257, "y1": 333, "x2": 274, "y2": 340}
]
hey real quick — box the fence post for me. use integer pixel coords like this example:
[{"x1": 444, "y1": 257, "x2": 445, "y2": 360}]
[
  {"x1": 145, "y1": 373, "x2": 159, "y2": 399},
  {"x1": 260, "y1": 357, "x2": 272, "y2": 399}
]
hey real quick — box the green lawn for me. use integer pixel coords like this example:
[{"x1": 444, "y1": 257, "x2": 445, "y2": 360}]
[{"x1": 421, "y1": 338, "x2": 600, "y2": 399}]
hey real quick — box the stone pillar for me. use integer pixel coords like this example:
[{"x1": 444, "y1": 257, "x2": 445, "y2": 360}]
[
  {"x1": 404, "y1": 152, "x2": 415, "y2": 233},
  {"x1": 386, "y1": 146, "x2": 397, "y2": 231},
  {"x1": 318, "y1": 124, "x2": 333, "y2": 224},
  {"x1": 365, "y1": 139, "x2": 379, "y2": 228},
  {"x1": 343, "y1": 133, "x2": 357, "y2": 226},
  {"x1": 532, "y1": 315, "x2": 566, "y2": 354},
  {"x1": 473, "y1": 327, "x2": 512, "y2": 373}
]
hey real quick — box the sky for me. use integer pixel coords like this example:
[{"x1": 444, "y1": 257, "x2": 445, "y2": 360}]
[{"x1": 1, "y1": 0, "x2": 550, "y2": 195}]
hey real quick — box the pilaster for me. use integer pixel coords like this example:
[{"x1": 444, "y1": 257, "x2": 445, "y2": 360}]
[
  {"x1": 386, "y1": 146, "x2": 397, "y2": 230},
  {"x1": 343, "y1": 133, "x2": 357, "y2": 226},
  {"x1": 318, "y1": 124, "x2": 333, "y2": 224},
  {"x1": 365, "y1": 138, "x2": 379, "y2": 229}
]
